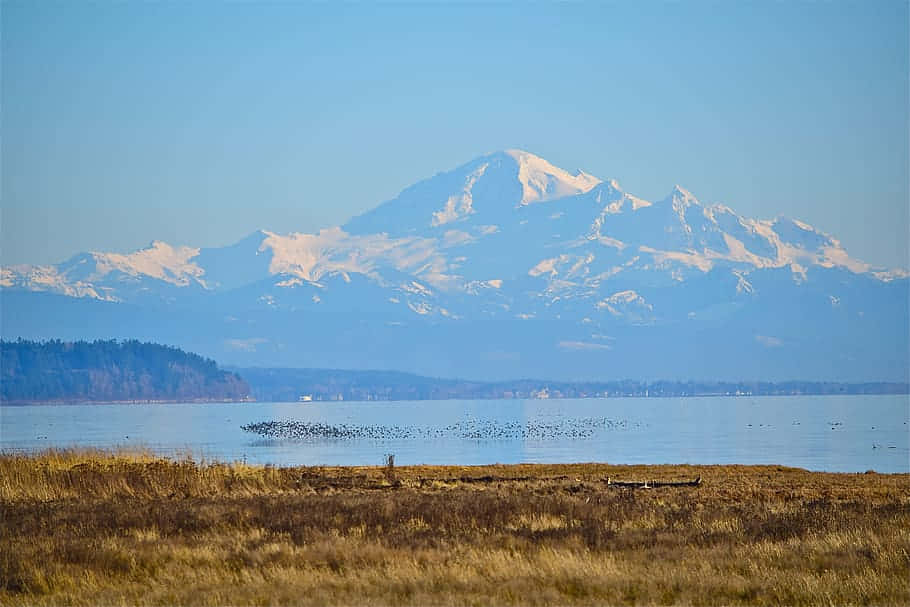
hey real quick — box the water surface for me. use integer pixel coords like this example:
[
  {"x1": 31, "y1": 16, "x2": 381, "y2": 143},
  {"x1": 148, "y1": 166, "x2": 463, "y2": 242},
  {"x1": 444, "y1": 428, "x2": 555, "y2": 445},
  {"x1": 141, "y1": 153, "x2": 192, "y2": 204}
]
[{"x1": 1, "y1": 395, "x2": 907, "y2": 472}]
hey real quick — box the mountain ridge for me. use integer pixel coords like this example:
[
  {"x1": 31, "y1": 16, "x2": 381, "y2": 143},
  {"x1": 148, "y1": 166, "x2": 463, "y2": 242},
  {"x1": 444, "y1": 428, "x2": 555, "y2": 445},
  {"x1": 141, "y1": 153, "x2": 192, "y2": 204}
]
[{"x1": 4, "y1": 149, "x2": 905, "y2": 301}]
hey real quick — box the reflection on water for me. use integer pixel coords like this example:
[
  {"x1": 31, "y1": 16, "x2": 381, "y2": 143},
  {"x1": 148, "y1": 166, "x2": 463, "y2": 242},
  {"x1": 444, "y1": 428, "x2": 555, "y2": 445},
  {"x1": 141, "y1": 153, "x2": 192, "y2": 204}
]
[{"x1": 1, "y1": 395, "x2": 907, "y2": 473}]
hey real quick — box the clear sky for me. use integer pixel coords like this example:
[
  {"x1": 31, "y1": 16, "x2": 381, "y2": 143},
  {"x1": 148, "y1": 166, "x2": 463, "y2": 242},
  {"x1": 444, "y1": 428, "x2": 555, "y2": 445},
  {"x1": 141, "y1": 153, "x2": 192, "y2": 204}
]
[{"x1": 3, "y1": 1, "x2": 908, "y2": 269}]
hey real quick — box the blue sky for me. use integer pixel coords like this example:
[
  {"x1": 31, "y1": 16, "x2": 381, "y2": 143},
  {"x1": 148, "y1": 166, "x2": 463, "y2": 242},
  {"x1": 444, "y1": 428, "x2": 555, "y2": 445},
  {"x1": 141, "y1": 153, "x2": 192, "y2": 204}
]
[{"x1": 3, "y1": 1, "x2": 908, "y2": 269}]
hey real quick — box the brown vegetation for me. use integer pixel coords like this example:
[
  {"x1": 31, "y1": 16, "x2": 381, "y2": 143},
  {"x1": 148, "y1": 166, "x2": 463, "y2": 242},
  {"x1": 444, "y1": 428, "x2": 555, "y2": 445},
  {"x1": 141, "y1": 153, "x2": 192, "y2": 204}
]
[{"x1": 1, "y1": 449, "x2": 908, "y2": 605}]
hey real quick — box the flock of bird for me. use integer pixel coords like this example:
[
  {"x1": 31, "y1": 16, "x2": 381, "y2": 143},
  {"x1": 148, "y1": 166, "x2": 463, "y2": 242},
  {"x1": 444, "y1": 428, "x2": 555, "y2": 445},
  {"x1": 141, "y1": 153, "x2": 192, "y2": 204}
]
[
  {"x1": 239, "y1": 417, "x2": 905, "y2": 452},
  {"x1": 240, "y1": 416, "x2": 640, "y2": 441}
]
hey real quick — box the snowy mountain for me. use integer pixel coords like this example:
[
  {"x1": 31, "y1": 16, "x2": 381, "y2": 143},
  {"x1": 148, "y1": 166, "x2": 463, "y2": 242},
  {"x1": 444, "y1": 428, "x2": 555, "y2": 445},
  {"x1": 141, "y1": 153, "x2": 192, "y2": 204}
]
[{"x1": 3, "y1": 150, "x2": 907, "y2": 381}]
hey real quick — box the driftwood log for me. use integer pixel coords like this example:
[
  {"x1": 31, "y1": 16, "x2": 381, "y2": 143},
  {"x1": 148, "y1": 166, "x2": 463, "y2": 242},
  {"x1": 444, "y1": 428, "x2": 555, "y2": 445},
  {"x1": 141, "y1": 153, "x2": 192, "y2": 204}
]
[{"x1": 605, "y1": 476, "x2": 701, "y2": 489}]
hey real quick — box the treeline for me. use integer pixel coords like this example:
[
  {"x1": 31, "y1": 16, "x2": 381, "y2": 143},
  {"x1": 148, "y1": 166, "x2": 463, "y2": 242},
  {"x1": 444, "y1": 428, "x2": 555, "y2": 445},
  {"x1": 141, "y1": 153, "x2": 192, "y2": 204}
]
[
  {"x1": 1, "y1": 339, "x2": 250, "y2": 403},
  {"x1": 236, "y1": 367, "x2": 909, "y2": 402}
]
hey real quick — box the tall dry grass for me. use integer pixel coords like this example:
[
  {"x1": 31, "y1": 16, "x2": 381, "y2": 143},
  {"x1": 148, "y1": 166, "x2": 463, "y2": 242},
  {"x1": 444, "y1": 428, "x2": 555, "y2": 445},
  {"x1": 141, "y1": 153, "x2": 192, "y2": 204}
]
[{"x1": 1, "y1": 449, "x2": 908, "y2": 605}]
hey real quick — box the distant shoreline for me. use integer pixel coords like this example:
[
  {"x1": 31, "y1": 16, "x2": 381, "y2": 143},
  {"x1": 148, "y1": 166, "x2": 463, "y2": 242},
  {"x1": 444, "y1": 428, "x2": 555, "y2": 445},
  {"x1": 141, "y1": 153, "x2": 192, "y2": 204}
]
[
  {"x1": 234, "y1": 366, "x2": 910, "y2": 403},
  {"x1": 2, "y1": 389, "x2": 907, "y2": 406}
]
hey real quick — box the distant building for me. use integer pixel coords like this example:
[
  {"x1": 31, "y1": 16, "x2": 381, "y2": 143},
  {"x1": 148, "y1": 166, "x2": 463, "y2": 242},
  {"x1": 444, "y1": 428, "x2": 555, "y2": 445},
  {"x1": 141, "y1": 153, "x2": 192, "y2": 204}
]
[{"x1": 298, "y1": 395, "x2": 313, "y2": 402}]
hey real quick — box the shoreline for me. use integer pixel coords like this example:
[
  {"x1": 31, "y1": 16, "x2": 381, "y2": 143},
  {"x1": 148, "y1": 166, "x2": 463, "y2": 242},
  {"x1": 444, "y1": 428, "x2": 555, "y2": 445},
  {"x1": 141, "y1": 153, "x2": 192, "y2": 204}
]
[
  {"x1": 3, "y1": 447, "x2": 910, "y2": 476},
  {"x1": 3, "y1": 390, "x2": 908, "y2": 406}
]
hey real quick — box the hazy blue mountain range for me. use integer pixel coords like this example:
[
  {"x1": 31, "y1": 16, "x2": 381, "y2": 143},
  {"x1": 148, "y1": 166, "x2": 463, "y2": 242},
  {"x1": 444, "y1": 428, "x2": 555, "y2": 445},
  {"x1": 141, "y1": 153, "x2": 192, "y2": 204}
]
[{"x1": 3, "y1": 150, "x2": 907, "y2": 381}]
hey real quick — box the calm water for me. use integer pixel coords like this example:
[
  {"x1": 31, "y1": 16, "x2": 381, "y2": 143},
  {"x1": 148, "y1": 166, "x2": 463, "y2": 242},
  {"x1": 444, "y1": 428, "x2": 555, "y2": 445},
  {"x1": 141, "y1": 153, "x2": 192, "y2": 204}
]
[{"x1": 1, "y1": 395, "x2": 908, "y2": 473}]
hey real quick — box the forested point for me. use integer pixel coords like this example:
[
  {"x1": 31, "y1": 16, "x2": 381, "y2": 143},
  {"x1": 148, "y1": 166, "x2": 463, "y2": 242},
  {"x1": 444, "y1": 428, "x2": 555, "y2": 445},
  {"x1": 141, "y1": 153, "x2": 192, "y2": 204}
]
[{"x1": 1, "y1": 339, "x2": 250, "y2": 403}]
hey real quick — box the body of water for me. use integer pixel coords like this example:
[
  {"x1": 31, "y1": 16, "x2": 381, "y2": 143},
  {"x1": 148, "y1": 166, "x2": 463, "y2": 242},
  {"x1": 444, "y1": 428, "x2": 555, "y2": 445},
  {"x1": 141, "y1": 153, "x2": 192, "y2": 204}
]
[{"x1": 1, "y1": 395, "x2": 907, "y2": 473}]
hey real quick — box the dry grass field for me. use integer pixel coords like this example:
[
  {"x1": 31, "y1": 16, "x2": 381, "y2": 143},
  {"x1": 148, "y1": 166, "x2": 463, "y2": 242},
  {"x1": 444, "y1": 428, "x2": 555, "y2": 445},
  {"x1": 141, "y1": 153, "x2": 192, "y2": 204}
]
[{"x1": 1, "y1": 449, "x2": 908, "y2": 605}]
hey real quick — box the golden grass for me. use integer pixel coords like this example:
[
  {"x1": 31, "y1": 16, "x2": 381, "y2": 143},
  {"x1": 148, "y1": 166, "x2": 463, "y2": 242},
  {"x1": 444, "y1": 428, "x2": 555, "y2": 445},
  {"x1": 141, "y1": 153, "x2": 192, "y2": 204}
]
[{"x1": 1, "y1": 448, "x2": 908, "y2": 605}]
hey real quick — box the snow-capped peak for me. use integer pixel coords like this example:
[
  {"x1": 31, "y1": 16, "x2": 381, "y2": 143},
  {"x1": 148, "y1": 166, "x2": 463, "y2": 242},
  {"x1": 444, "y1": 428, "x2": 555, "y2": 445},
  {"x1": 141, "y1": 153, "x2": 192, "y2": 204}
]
[
  {"x1": 503, "y1": 149, "x2": 602, "y2": 205},
  {"x1": 90, "y1": 241, "x2": 205, "y2": 286},
  {"x1": 652, "y1": 184, "x2": 702, "y2": 230},
  {"x1": 668, "y1": 185, "x2": 700, "y2": 206}
]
